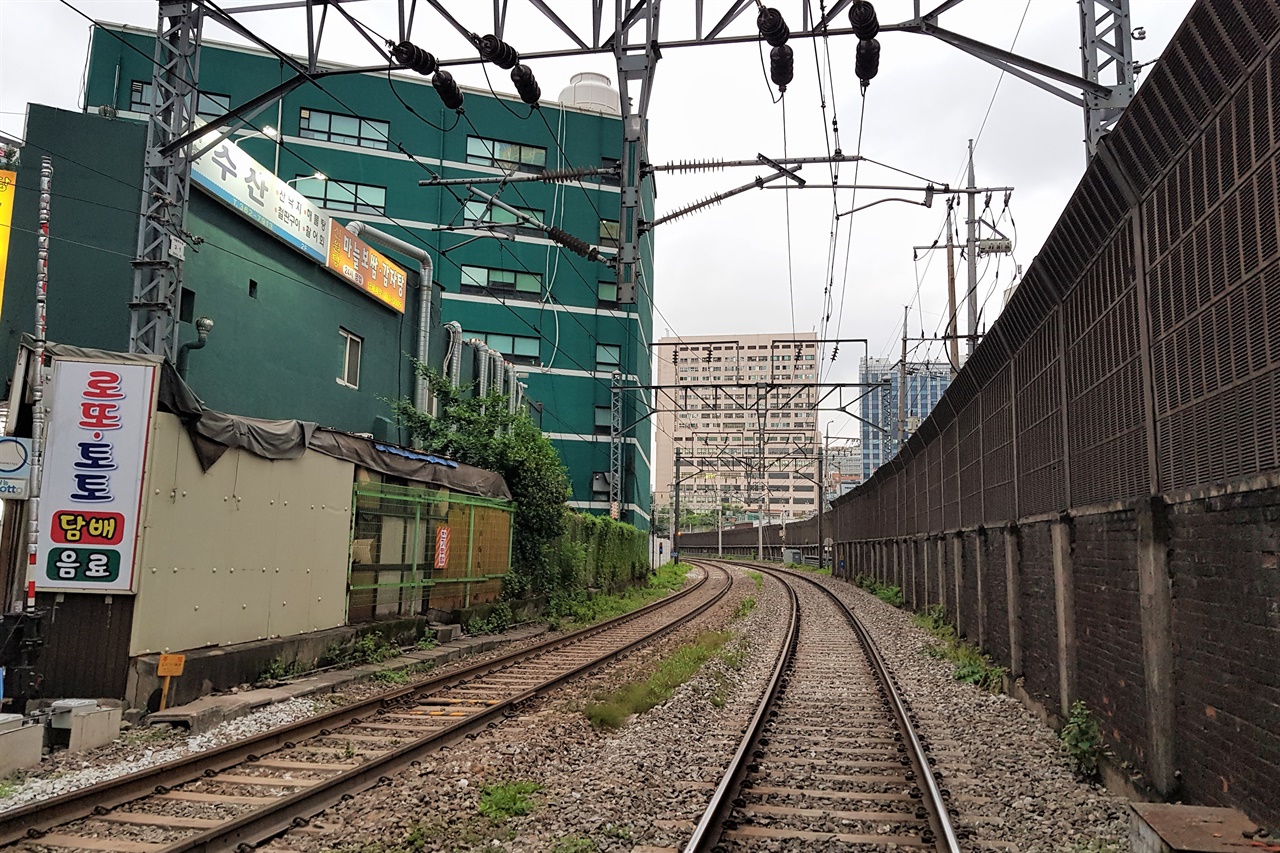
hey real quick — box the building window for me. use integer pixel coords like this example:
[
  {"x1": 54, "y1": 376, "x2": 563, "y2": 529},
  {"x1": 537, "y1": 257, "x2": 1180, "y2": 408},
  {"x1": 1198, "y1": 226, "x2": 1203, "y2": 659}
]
[
  {"x1": 296, "y1": 177, "x2": 385, "y2": 215},
  {"x1": 465, "y1": 136, "x2": 547, "y2": 173},
  {"x1": 594, "y1": 406, "x2": 612, "y2": 435},
  {"x1": 596, "y1": 344, "x2": 621, "y2": 371},
  {"x1": 598, "y1": 280, "x2": 619, "y2": 305},
  {"x1": 130, "y1": 80, "x2": 230, "y2": 120},
  {"x1": 339, "y1": 328, "x2": 362, "y2": 388},
  {"x1": 299, "y1": 108, "x2": 389, "y2": 150},
  {"x1": 471, "y1": 332, "x2": 540, "y2": 365},
  {"x1": 460, "y1": 265, "x2": 541, "y2": 299},
  {"x1": 599, "y1": 219, "x2": 620, "y2": 248}
]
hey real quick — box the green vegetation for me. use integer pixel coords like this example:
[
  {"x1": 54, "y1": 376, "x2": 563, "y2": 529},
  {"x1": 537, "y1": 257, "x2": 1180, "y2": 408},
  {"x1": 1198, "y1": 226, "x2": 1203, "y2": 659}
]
[
  {"x1": 477, "y1": 780, "x2": 543, "y2": 819},
  {"x1": 466, "y1": 601, "x2": 514, "y2": 635},
  {"x1": 585, "y1": 630, "x2": 732, "y2": 728},
  {"x1": 547, "y1": 561, "x2": 690, "y2": 628},
  {"x1": 395, "y1": 370, "x2": 571, "y2": 599},
  {"x1": 326, "y1": 632, "x2": 401, "y2": 668},
  {"x1": 257, "y1": 656, "x2": 308, "y2": 684},
  {"x1": 914, "y1": 605, "x2": 1007, "y2": 693},
  {"x1": 747, "y1": 571, "x2": 763, "y2": 590},
  {"x1": 733, "y1": 597, "x2": 757, "y2": 618},
  {"x1": 551, "y1": 838, "x2": 596, "y2": 853},
  {"x1": 414, "y1": 629, "x2": 437, "y2": 651},
  {"x1": 787, "y1": 561, "x2": 832, "y2": 576},
  {"x1": 853, "y1": 573, "x2": 905, "y2": 607},
  {"x1": 1061, "y1": 700, "x2": 1105, "y2": 779},
  {"x1": 0, "y1": 778, "x2": 17, "y2": 799},
  {"x1": 371, "y1": 662, "x2": 434, "y2": 685}
]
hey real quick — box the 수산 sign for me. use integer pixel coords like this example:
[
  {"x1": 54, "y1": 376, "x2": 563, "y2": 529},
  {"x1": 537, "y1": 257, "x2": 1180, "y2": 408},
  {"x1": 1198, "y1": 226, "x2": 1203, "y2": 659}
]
[{"x1": 191, "y1": 133, "x2": 406, "y2": 313}]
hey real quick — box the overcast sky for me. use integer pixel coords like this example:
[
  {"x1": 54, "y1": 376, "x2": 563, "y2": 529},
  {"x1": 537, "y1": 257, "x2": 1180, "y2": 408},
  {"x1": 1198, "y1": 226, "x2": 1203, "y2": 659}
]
[{"x1": 2, "y1": 0, "x2": 1195, "y2": 443}]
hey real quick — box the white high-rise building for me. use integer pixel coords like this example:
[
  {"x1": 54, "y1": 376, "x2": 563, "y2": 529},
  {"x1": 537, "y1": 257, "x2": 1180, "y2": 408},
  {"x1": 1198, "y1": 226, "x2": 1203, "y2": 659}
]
[{"x1": 654, "y1": 332, "x2": 822, "y2": 527}]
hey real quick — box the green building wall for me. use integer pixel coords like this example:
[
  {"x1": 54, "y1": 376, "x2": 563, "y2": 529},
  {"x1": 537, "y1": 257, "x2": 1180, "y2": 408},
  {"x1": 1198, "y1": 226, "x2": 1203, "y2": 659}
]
[{"x1": 3, "y1": 23, "x2": 652, "y2": 526}]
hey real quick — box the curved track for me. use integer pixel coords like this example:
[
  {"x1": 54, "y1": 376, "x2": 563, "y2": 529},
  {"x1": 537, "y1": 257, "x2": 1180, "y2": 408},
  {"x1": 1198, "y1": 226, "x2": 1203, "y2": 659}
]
[
  {"x1": 686, "y1": 560, "x2": 962, "y2": 852},
  {"x1": 2, "y1": 563, "x2": 733, "y2": 853}
]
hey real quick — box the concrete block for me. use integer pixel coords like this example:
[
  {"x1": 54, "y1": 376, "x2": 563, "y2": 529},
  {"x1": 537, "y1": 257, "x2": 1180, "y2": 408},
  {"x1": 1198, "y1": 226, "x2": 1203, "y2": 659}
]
[
  {"x1": 1129, "y1": 803, "x2": 1261, "y2": 853},
  {"x1": 0, "y1": 723, "x2": 44, "y2": 775},
  {"x1": 431, "y1": 623, "x2": 461, "y2": 643},
  {"x1": 67, "y1": 707, "x2": 122, "y2": 753}
]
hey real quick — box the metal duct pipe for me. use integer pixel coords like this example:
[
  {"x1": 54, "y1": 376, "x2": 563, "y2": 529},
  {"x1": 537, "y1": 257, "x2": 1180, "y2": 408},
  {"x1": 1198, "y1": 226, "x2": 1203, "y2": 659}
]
[
  {"x1": 475, "y1": 342, "x2": 491, "y2": 399},
  {"x1": 506, "y1": 364, "x2": 519, "y2": 415},
  {"x1": 348, "y1": 221, "x2": 433, "y2": 416},
  {"x1": 445, "y1": 321, "x2": 463, "y2": 386}
]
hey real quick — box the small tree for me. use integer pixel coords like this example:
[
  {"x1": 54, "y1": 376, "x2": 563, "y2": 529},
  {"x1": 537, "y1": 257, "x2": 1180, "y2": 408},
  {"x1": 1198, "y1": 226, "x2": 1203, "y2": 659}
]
[{"x1": 391, "y1": 368, "x2": 570, "y2": 598}]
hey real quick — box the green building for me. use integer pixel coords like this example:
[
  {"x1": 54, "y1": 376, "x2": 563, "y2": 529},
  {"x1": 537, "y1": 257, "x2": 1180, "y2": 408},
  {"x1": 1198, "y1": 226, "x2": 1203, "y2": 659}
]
[{"x1": 1, "y1": 23, "x2": 653, "y2": 527}]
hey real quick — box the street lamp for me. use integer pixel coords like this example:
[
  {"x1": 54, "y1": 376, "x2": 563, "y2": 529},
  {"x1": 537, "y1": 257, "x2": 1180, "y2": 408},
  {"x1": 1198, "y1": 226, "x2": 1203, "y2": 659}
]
[
  {"x1": 287, "y1": 171, "x2": 327, "y2": 185},
  {"x1": 237, "y1": 125, "x2": 280, "y2": 175}
]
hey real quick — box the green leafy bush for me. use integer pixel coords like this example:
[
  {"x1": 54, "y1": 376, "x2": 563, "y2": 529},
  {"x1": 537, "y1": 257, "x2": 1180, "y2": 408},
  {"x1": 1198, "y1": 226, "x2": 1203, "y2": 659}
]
[
  {"x1": 1061, "y1": 700, "x2": 1104, "y2": 778},
  {"x1": 854, "y1": 574, "x2": 904, "y2": 607},
  {"x1": 478, "y1": 781, "x2": 542, "y2": 819}
]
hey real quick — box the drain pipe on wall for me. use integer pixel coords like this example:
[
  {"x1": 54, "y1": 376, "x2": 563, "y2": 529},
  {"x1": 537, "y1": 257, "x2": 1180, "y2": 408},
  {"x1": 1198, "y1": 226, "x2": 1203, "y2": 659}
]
[
  {"x1": 347, "y1": 221, "x2": 433, "y2": 415},
  {"x1": 444, "y1": 321, "x2": 463, "y2": 387},
  {"x1": 176, "y1": 317, "x2": 214, "y2": 379}
]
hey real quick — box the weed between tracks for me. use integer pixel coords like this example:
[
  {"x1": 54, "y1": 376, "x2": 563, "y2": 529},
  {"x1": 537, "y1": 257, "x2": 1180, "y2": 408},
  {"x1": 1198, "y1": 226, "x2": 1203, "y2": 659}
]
[
  {"x1": 747, "y1": 570, "x2": 763, "y2": 590},
  {"x1": 545, "y1": 561, "x2": 691, "y2": 630},
  {"x1": 733, "y1": 597, "x2": 757, "y2": 618},
  {"x1": 585, "y1": 630, "x2": 734, "y2": 728}
]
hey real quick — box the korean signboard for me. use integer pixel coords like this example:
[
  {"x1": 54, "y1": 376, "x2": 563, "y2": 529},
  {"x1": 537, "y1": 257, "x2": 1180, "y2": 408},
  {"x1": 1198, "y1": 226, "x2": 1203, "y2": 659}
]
[
  {"x1": 327, "y1": 222, "x2": 407, "y2": 314},
  {"x1": 190, "y1": 132, "x2": 406, "y2": 313},
  {"x1": 35, "y1": 360, "x2": 157, "y2": 593}
]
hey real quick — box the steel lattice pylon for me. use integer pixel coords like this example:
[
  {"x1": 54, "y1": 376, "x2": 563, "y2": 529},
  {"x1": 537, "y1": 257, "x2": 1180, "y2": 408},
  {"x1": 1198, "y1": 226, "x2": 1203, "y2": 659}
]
[
  {"x1": 129, "y1": 1, "x2": 203, "y2": 361},
  {"x1": 1080, "y1": 0, "x2": 1137, "y2": 153}
]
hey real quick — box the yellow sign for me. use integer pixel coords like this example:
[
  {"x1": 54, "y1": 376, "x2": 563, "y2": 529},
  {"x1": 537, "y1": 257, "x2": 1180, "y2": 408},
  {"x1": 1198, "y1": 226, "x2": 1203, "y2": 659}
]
[
  {"x1": 157, "y1": 653, "x2": 186, "y2": 677},
  {"x1": 326, "y1": 221, "x2": 408, "y2": 314},
  {"x1": 0, "y1": 169, "x2": 16, "y2": 325}
]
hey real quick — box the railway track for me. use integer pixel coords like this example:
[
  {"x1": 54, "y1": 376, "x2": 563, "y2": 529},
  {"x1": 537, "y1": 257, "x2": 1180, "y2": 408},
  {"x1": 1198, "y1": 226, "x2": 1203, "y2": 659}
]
[
  {"x1": 1, "y1": 562, "x2": 733, "y2": 853},
  {"x1": 686, "y1": 560, "x2": 964, "y2": 852}
]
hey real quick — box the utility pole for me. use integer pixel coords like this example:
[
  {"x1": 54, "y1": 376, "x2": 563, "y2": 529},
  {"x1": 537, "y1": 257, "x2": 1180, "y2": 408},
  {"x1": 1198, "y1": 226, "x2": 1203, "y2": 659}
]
[
  {"x1": 966, "y1": 139, "x2": 979, "y2": 359},
  {"x1": 945, "y1": 205, "x2": 961, "y2": 377},
  {"x1": 672, "y1": 449, "x2": 681, "y2": 565},
  {"x1": 899, "y1": 306, "x2": 908, "y2": 449},
  {"x1": 26, "y1": 157, "x2": 52, "y2": 611},
  {"x1": 816, "y1": 441, "x2": 824, "y2": 572},
  {"x1": 717, "y1": 480, "x2": 723, "y2": 559}
]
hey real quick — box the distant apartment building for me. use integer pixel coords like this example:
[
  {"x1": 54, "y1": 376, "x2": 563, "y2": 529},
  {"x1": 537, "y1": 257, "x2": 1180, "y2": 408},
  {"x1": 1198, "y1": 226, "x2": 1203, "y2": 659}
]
[
  {"x1": 860, "y1": 358, "x2": 952, "y2": 480},
  {"x1": 655, "y1": 333, "x2": 822, "y2": 524}
]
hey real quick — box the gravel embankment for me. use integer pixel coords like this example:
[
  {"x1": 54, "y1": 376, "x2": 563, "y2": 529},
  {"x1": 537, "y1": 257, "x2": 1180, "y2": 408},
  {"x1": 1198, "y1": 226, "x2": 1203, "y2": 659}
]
[
  {"x1": 0, "y1": 628, "x2": 557, "y2": 815},
  {"x1": 260, "y1": 567, "x2": 785, "y2": 853},
  {"x1": 799, "y1": 569, "x2": 1131, "y2": 853}
]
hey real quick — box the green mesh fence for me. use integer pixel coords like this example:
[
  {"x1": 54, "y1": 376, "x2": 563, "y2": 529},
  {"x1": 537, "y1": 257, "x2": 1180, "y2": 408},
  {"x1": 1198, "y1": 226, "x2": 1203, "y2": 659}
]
[{"x1": 348, "y1": 481, "x2": 514, "y2": 622}]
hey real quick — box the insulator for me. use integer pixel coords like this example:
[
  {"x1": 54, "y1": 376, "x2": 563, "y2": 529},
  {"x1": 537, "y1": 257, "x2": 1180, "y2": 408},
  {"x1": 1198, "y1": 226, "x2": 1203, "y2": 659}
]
[
  {"x1": 547, "y1": 226, "x2": 601, "y2": 261},
  {"x1": 770, "y1": 45, "x2": 795, "y2": 90},
  {"x1": 477, "y1": 34, "x2": 519, "y2": 69},
  {"x1": 432, "y1": 70, "x2": 464, "y2": 110},
  {"x1": 511, "y1": 64, "x2": 541, "y2": 105},
  {"x1": 757, "y1": 7, "x2": 790, "y2": 47},
  {"x1": 855, "y1": 38, "x2": 880, "y2": 85},
  {"x1": 848, "y1": 1, "x2": 880, "y2": 39},
  {"x1": 538, "y1": 165, "x2": 599, "y2": 183},
  {"x1": 392, "y1": 41, "x2": 437, "y2": 76}
]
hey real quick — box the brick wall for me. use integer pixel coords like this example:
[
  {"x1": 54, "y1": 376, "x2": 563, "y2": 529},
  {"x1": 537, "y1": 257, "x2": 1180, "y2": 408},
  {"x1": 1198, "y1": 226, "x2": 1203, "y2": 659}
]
[
  {"x1": 1072, "y1": 511, "x2": 1149, "y2": 770},
  {"x1": 983, "y1": 528, "x2": 1011, "y2": 668},
  {"x1": 1019, "y1": 525, "x2": 1060, "y2": 713},
  {"x1": 1168, "y1": 486, "x2": 1280, "y2": 824}
]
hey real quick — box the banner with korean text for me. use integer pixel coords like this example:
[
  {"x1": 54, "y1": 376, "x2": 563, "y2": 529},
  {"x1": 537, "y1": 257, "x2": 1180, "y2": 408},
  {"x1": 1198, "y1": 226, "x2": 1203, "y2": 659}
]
[
  {"x1": 36, "y1": 360, "x2": 157, "y2": 593},
  {"x1": 190, "y1": 131, "x2": 406, "y2": 313}
]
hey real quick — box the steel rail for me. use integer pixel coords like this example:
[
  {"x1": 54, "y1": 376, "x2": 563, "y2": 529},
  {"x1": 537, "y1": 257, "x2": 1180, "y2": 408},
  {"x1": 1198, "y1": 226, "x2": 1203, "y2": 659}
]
[
  {"x1": 681, "y1": 561, "x2": 799, "y2": 852},
  {"x1": 0, "y1": 564, "x2": 725, "y2": 847},
  {"x1": 685, "y1": 560, "x2": 963, "y2": 853},
  {"x1": 149, "y1": 562, "x2": 734, "y2": 853}
]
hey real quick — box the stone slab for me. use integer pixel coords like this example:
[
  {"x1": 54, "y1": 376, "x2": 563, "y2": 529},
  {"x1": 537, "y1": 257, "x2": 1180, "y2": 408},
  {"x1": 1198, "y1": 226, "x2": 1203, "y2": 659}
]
[
  {"x1": 1130, "y1": 803, "x2": 1262, "y2": 853},
  {"x1": 147, "y1": 624, "x2": 546, "y2": 734},
  {"x1": 0, "y1": 723, "x2": 43, "y2": 776},
  {"x1": 68, "y1": 706, "x2": 122, "y2": 752}
]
